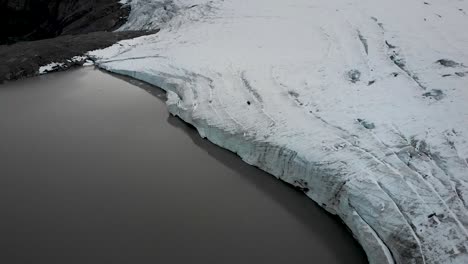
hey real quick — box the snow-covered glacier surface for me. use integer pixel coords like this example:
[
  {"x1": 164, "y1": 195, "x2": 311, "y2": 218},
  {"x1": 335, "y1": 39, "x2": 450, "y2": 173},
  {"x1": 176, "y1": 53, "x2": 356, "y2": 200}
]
[{"x1": 90, "y1": 0, "x2": 468, "y2": 263}]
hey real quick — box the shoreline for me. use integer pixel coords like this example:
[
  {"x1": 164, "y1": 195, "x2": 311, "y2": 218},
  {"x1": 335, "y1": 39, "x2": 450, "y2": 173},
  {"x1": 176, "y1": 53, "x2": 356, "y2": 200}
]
[
  {"x1": 0, "y1": 67, "x2": 368, "y2": 263},
  {"x1": 94, "y1": 66, "x2": 383, "y2": 264},
  {"x1": 0, "y1": 30, "x2": 157, "y2": 84},
  {"x1": 89, "y1": 0, "x2": 468, "y2": 262}
]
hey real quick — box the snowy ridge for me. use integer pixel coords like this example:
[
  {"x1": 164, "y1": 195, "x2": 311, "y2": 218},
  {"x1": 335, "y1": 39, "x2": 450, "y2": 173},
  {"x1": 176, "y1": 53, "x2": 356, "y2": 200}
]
[{"x1": 90, "y1": 0, "x2": 468, "y2": 263}]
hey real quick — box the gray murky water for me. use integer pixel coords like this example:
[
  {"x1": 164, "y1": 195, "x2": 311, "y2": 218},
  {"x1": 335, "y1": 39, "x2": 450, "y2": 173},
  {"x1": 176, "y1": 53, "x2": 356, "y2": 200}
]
[{"x1": 0, "y1": 68, "x2": 367, "y2": 264}]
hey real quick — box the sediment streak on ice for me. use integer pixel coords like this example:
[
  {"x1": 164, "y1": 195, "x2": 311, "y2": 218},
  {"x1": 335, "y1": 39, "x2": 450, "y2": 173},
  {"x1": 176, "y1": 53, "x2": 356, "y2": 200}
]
[{"x1": 90, "y1": 0, "x2": 468, "y2": 263}]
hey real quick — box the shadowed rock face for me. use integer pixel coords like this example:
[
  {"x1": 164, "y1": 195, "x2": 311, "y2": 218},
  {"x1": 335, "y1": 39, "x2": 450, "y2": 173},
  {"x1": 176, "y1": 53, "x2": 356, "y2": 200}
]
[
  {"x1": 0, "y1": 0, "x2": 157, "y2": 83},
  {"x1": 0, "y1": 30, "x2": 157, "y2": 83},
  {"x1": 0, "y1": 0, "x2": 130, "y2": 44}
]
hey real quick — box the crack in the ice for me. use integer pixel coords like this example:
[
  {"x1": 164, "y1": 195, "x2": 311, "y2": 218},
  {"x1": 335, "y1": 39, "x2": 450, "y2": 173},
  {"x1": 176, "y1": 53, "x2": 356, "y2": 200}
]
[
  {"x1": 348, "y1": 202, "x2": 397, "y2": 264},
  {"x1": 240, "y1": 71, "x2": 263, "y2": 103},
  {"x1": 376, "y1": 182, "x2": 427, "y2": 264},
  {"x1": 371, "y1": 17, "x2": 385, "y2": 30},
  {"x1": 385, "y1": 41, "x2": 427, "y2": 90},
  {"x1": 429, "y1": 152, "x2": 468, "y2": 209},
  {"x1": 281, "y1": 89, "x2": 466, "y2": 239},
  {"x1": 444, "y1": 133, "x2": 468, "y2": 171},
  {"x1": 372, "y1": 19, "x2": 426, "y2": 90},
  {"x1": 358, "y1": 127, "x2": 468, "y2": 239},
  {"x1": 389, "y1": 134, "x2": 468, "y2": 236},
  {"x1": 239, "y1": 72, "x2": 277, "y2": 128},
  {"x1": 333, "y1": 179, "x2": 350, "y2": 205},
  {"x1": 98, "y1": 55, "x2": 165, "y2": 64},
  {"x1": 358, "y1": 30, "x2": 368, "y2": 55},
  {"x1": 454, "y1": 183, "x2": 467, "y2": 209}
]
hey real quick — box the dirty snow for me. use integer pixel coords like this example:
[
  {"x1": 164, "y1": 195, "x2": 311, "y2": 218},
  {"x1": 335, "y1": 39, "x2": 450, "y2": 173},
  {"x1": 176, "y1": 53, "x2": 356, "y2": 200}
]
[
  {"x1": 38, "y1": 62, "x2": 65, "y2": 75},
  {"x1": 90, "y1": 0, "x2": 468, "y2": 263},
  {"x1": 38, "y1": 56, "x2": 89, "y2": 74}
]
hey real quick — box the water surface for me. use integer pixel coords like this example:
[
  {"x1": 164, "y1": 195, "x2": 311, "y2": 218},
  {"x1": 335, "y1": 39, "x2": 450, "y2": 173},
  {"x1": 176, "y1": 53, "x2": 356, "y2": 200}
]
[{"x1": 0, "y1": 68, "x2": 367, "y2": 264}]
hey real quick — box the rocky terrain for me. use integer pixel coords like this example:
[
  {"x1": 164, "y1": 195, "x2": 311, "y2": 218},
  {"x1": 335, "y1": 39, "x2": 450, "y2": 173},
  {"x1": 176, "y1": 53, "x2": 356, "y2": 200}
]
[
  {"x1": 0, "y1": 0, "x2": 154, "y2": 83},
  {"x1": 0, "y1": 30, "x2": 156, "y2": 83},
  {"x1": 0, "y1": 0, "x2": 129, "y2": 45}
]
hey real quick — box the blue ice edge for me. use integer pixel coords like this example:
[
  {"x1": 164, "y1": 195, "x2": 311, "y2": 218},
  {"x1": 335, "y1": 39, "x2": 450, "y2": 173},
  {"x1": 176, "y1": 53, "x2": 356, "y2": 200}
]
[{"x1": 95, "y1": 65, "x2": 397, "y2": 264}]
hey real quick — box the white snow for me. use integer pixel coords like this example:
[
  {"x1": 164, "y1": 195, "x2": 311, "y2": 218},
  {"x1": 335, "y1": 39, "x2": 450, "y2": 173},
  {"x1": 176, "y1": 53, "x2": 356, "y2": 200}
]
[
  {"x1": 90, "y1": 0, "x2": 468, "y2": 263},
  {"x1": 38, "y1": 56, "x2": 89, "y2": 74},
  {"x1": 82, "y1": 60, "x2": 94, "y2": 67},
  {"x1": 70, "y1": 56, "x2": 87, "y2": 62},
  {"x1": 38, "y1": 62, "x2": 64, "y2": 74}
]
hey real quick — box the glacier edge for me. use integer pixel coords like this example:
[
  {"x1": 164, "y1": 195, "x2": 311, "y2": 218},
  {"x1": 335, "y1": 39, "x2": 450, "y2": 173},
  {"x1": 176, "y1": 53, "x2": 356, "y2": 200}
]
[
  {"x1": 90, "y1": 0, "x2": 468, "y2": 263},
  {"x1": 97, "y1": 67, "x2": 395, "y2": 264}
]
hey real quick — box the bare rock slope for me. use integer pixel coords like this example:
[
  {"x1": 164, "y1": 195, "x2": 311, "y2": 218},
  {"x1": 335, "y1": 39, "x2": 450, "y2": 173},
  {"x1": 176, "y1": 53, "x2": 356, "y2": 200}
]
[
  {"x1": 0, "y1": 0, "x2": 154, "y2": 83},
  {"x1": 0, "y1": 0, "x2": 129, "y2": 44}
]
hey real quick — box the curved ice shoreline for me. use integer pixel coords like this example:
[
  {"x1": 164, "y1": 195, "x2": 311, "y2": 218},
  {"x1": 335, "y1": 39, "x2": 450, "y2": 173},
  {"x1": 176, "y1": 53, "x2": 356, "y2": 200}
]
[
  {"x1": 91, "y1": 0, "x2": 468, "y2": 263},
  {"x1": 93, "y1": 67, "x2": 396, "y2": 264}
]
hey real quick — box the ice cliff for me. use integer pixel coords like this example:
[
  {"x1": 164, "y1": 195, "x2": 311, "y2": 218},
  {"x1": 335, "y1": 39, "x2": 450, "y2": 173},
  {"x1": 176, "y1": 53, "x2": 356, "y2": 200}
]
[{"x1": 89, "y1": 0, "x2": 468, "y2": 263}]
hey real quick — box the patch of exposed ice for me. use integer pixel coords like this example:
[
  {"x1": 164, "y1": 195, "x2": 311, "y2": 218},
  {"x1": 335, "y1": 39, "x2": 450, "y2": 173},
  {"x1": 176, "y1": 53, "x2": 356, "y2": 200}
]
[
  {"x1": 93, "y1": 0, "x2": 468, "y2": 263},
  {"x1": 82, "y1": 60, "x2": 94, "y2": 66}
]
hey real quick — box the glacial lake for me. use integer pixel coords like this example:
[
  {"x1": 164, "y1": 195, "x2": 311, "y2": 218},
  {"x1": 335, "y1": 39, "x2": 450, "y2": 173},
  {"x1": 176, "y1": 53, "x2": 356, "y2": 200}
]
[{"x1": 0, "y1": 67, "x2": 367, "y2": 263}]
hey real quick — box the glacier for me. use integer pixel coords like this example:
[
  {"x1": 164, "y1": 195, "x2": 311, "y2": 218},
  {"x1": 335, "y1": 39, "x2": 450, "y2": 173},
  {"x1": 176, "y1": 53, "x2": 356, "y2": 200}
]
[{"x1": 89, "y1": 0, "x2": 468, "y2": 263}]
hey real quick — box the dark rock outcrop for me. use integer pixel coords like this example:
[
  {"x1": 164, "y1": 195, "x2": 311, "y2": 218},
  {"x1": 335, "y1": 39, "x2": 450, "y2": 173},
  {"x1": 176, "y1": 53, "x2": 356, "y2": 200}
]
[
  {"x1": 0, "y1": 0, "x2": 160, "y2": 83},
  {"x1": 0, "y1": 30, "x2": 158, "y2": 83},
  {"x1": 0, "y1": 0, "x2": 130, "y2": 45}
]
